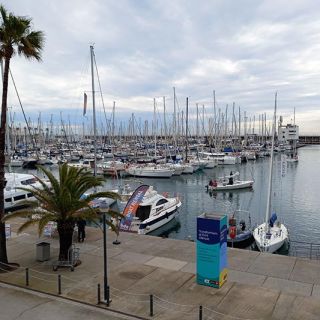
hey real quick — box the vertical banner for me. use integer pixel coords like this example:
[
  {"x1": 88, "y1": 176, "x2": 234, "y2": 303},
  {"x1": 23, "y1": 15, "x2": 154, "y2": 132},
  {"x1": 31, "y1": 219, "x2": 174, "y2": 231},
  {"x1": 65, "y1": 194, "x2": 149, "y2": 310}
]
[
  {"x1": 120, "y1": 185, "x2": 149, "y2": 232},
  {"x1": 196, "y1": 213, "x2": 228, "y2": 288}
]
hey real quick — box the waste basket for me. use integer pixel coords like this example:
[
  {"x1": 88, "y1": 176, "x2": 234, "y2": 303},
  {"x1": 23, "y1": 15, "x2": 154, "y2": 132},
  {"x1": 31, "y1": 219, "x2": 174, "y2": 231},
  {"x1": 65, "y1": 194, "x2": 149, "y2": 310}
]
[{"x1": 36, "y1": 242, "x2": 50, "y2": 261}]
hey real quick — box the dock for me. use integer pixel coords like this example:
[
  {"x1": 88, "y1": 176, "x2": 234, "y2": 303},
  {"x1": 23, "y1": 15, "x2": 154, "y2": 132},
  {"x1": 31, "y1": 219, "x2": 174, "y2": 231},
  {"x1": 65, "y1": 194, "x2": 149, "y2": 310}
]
[{"x1": 1, "y1": 219, "x2": 320, "y2": 319}]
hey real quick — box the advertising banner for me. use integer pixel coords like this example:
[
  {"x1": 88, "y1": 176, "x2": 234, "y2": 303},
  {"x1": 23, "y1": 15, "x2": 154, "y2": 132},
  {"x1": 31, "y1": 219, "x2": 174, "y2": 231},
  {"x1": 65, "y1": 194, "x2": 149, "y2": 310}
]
[
  {"x1": 120, "y1": 185, "x2": 149, "y2": 232},
  {"x1": 196, "y1": 213, "x2": 228, "y2": 288}
]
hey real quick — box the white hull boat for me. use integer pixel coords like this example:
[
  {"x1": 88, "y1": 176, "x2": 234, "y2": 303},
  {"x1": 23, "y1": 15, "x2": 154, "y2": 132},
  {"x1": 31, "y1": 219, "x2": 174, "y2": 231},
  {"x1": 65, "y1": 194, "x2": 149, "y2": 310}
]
[
  {"x1": 208, "y1": 180, "x2": 254, "y2": 191},
  {"x1": 253, "y1": 222, "x2": 288, "y2": 253},
  {"x1": 126, "y1": 165, "x2": 174, "y2": 178},
  {"x1": 119, "y1": 186, "x2": 182, "y2": 234},
  {"x1": 253, "y1": 93, "x2": 289, "y2": 254},
  {"x1": 4, "y1": 173, "x2": 49, "y2": 212},
  {"x1": 207, "y1": 171, "x2": 254, "y2": 191}
]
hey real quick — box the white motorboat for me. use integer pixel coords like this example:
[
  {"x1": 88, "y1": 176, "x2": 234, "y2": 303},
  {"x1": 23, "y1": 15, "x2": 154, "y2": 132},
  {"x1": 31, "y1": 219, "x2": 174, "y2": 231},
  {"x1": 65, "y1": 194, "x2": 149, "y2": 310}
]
[
  {"x1": 4, "y1": 172, "x2": 49, "y2": 212},
  {"x1": 207, "y1": 172, "x2": 254, "y2": 191},
  {"x1": 119, "y1": 185, "x2": 182, "y2": 234},
  {"x1": 253, "y1": 93, "x2": 289, "y2": 253},
  {"x1": 97, "y1": 160, "x2": 126, "y2": 175},
  {"x1": 126, "y1": 164, "x2": 174, "y2": 178}
]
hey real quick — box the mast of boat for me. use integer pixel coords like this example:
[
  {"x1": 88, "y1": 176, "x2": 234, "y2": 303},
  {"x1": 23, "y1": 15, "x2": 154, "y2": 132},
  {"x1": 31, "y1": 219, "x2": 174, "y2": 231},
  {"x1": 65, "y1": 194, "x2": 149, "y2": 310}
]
[
  {"x1": 265, "y1": 92, "x2": 277, "y2": 231},
  {"x1": 90, "y1": 45, "x2": 97, "y2": 176},
  {"x1": 185, "y1": 97, "x2": 189, "y2": 161},
  {"x1": 212, "y1": 90, "x2": 216, "y2": 151},
  {"x1": 153, "y1": 98, "x2": 157, "y2": 159},
  {"x1": 173, "y1": 87, "x2": 177, "y2": 152}
]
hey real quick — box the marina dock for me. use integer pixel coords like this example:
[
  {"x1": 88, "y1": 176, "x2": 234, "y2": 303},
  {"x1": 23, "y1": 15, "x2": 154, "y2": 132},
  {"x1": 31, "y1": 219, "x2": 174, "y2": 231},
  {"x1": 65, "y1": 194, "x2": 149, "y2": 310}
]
[{"x1": 1, "y1": 220, "x2": 320, "y2": 319}]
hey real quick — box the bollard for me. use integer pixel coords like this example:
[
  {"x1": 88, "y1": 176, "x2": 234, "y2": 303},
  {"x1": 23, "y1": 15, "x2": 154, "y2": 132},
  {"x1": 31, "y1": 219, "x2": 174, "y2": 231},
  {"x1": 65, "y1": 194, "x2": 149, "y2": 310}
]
[
  {"x1": 25, "y1": 268, "x2": 29, "y2": 286},
  {"x1": 97, "y1": 284, "x2": 101, "y2": 304},
  {"x1": 199, "y1": 305, "x2": 203, "y2": 320},
  {"x1": 106, "y1": 285, "x2": 110, "y2": 306},
  {"x1": 149, "y1": 294, "x2": 154, "y2": 317},
  {"x1": 58, "y1": 274, "x2": 61, "y2": 295}
]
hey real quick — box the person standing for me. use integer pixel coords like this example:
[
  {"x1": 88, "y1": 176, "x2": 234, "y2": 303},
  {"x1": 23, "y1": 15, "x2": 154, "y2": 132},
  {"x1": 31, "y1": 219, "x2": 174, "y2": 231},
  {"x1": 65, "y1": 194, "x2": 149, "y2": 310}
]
[{"x1": 77, "y1": 219, "x2": 86, "y2": 242}]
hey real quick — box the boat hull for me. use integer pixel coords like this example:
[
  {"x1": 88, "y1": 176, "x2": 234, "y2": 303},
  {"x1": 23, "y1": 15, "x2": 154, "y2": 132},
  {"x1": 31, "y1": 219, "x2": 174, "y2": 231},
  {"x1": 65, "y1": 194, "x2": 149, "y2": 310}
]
[
  {"x1": 208, "y1": 180, "x2": 254, "y2": 191},
  {"x1": 138, "y1": 201, "x2": 181, "y2": 234},
  {"x1": 253, "y1": 222, "x2": 288, "y2": 253}
]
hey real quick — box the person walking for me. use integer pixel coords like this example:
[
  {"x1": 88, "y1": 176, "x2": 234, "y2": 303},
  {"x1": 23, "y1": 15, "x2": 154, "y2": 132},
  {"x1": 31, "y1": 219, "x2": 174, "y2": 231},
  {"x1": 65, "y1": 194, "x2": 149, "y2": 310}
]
[{"x1": 77, "y1": 219, "x2": 86, "y2": 242}]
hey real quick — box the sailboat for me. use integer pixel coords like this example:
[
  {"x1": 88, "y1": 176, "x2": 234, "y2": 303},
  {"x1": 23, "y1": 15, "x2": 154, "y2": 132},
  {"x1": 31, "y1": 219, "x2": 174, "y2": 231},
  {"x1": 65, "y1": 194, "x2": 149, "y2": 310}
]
[{"x1": 253, "y1": 94, "x2": 289, "y2": 253}]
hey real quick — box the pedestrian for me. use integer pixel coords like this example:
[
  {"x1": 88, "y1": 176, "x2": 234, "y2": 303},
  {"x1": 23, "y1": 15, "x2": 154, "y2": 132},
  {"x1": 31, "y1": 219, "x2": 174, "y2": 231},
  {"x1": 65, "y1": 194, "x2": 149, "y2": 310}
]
[
  {"x1": 77, "y1": 219, "x2": 86, "y2": 242},
  {"x1": 229, "y1": 171, "x2": 233, "y2": 185}
]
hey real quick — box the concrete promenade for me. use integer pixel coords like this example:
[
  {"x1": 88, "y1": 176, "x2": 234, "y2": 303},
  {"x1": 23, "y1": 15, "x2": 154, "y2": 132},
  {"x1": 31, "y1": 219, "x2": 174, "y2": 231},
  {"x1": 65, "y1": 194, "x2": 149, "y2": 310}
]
[{"x1": 1, "y1": 218, "x2": 320, "y2": 319}]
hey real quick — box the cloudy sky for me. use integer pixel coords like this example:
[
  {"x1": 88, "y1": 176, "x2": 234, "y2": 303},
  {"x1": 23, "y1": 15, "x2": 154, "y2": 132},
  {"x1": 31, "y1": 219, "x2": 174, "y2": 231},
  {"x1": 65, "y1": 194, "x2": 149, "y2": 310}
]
[{"x1": 4, "y1": 0, "x2": 320, "y2": 134}]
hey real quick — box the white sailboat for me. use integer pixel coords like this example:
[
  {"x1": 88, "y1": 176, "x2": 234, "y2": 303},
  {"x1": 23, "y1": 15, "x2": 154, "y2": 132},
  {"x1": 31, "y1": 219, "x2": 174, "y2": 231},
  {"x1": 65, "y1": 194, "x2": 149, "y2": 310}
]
[{"x1": 253, "y1": 94, "x2": 289, "y2": 253}]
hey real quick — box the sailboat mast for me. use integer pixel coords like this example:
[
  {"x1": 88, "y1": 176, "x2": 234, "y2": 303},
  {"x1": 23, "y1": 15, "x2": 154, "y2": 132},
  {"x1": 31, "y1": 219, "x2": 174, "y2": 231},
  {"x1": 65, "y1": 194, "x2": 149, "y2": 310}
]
[
  {"x1": 265, "y1": 92, "x2": 277, "y2": 227},
  {"x1": 153, "y1": 98, "x2": 156, "y2": 158},
  {"x1": 90, "y1": 45, "x2": 97, "y2": 176},
  {"x1": 185, "y1": 97, "x2": 189, "y2": 161}
]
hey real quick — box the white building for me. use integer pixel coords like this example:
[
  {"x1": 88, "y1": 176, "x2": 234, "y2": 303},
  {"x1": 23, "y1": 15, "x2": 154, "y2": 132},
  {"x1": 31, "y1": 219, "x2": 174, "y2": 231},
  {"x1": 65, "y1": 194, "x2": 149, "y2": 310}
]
[{"x1": 278, "y1": 123, "x2": 299, "y2": 144}]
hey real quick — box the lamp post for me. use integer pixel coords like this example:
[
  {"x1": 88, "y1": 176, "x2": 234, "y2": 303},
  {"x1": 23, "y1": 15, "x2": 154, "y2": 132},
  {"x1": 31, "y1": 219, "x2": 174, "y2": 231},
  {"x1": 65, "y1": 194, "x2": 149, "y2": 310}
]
[{"x1": 102, "y1": 211, "x2": 110, "y2": 305}]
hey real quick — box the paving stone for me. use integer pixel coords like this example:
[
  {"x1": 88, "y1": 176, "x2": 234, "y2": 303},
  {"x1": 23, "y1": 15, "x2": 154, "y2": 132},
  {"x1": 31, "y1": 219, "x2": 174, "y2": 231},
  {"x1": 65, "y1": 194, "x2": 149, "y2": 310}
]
[
  {"x1": 228, "y1": 269, "x2": 266, "y2": 286},
  {"x1": 263, "y1": 277, "x2": 313, "y2": 296},
  {"x1": 290, "y1": 258, "x2": 320, "y2": 285},
  {"x1": 247, "y1": 252, "x2": 296, "y2": 279},
  {"x1": 145, "y1": 256, "x2": 187, "y2": 271}
]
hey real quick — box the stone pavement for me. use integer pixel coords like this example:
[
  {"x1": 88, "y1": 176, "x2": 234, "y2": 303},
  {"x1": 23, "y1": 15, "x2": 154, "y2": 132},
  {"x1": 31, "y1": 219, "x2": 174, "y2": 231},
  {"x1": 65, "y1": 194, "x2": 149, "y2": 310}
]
[
  {"x1": 0, "y1": 282, "x2": 139, "y2": 320},
  {"x1": 1, "y1": 218, "x2": 320, "y2": 319}
]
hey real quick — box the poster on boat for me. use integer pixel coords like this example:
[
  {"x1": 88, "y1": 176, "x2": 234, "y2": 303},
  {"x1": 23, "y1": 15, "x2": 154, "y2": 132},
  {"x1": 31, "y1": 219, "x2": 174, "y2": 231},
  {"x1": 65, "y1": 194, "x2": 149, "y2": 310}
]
[
  {"x1": 196, "y1": 213, "x2": 228, "y2": 289},
  {"x1": 120, "y1": 184, "x2": 149, "y2": 232}
]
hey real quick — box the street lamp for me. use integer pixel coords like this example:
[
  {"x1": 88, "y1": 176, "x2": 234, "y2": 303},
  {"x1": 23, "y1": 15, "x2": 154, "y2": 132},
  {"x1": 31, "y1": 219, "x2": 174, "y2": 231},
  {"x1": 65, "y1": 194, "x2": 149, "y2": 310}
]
[
  {"x1": 102, "y1": 211, "x2": 110, "y2": 305},
  {"x1": 99, "y1": 197, "x2": 112, "y2": 306}
]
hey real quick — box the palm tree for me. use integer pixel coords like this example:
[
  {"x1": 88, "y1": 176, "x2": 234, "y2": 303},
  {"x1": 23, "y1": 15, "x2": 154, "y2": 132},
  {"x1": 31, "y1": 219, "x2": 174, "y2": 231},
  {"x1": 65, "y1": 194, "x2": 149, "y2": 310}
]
[
  {"x1": 3, "y1": 164, "x2": 121, "y2": 261},
  {"x1": 0, "y1": 5, "x2": 45, "y2": 266}
]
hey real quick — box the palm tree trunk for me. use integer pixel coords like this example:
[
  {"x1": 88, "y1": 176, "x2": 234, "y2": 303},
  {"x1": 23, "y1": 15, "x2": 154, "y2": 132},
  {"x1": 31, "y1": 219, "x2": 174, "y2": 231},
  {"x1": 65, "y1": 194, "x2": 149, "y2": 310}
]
[
  {"x1": 0, "y1": 56, "x2": 11, "y2": 265},
  {"x1": 57, "y1": 220, "x2": 75, "y2": 261}
]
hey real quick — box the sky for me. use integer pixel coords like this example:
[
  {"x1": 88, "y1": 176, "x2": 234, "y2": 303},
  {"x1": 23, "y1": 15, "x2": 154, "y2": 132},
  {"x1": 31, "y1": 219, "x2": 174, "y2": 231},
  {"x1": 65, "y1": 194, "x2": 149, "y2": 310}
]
[{"x1": 3, "y1": 0, "x2": 320, "y2": 135}]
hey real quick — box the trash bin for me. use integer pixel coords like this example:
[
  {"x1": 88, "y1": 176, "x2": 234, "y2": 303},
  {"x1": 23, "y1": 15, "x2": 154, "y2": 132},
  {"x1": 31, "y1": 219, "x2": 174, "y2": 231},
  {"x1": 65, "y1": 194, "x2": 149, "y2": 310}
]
[{"x1": 36, "y1": 242, "x2": 50, "y2": 261}]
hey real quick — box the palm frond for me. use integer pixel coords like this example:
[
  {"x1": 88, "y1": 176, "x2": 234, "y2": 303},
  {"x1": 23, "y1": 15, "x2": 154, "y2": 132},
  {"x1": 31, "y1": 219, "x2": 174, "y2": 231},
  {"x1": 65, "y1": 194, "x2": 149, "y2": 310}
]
[
  {"x1": 38, "y1": 215, "x2": 56, "y2": 236},
  {"x1": 3, "y1": 207, "x2": 51, "y2": 222},
  {"x1": 17, "y1": 218, "x2": 41, "y2": 234}
]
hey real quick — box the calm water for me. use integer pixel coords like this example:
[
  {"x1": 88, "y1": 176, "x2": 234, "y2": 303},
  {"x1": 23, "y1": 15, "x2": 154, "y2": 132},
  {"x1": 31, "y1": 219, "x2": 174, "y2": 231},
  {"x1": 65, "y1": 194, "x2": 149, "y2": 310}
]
[
  {"x1": 12, "y1": 145, "x2": 320, "y2": 244},
  {"x1": 107, "y1": 145, "x2": 320, "y2": 244}
]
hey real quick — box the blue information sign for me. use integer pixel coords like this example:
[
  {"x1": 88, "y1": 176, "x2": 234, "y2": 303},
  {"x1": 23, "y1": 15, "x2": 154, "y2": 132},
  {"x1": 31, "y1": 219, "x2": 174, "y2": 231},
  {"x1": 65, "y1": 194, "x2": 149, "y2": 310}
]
[{"x1": 196, "y1": 213, "x2": 228, "y2": 288}]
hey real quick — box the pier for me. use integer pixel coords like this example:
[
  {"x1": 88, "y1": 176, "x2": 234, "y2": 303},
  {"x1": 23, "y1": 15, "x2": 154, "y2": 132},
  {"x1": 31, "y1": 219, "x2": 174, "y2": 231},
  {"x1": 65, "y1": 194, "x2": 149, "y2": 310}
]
[
  {"x1": 1, "y1": 221, "x2": 320, "y2": 319},
  {"x1": 299, "y1": 136, "x2": 320, "y2": 145}
]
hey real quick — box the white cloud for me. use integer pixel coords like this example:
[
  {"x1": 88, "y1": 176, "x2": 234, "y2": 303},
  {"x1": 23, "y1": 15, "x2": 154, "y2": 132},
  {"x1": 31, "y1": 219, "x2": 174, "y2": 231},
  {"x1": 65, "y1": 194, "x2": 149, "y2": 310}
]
[{"x1": 4, "y1": 0, "x2": 320, "y2": 134}]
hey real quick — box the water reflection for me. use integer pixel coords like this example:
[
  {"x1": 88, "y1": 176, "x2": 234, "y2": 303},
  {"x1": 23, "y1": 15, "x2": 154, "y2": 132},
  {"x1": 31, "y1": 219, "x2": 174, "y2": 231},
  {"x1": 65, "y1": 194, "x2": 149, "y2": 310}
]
[{"x1": 148, "y1": 217, "x2": 181, "y2": 238}]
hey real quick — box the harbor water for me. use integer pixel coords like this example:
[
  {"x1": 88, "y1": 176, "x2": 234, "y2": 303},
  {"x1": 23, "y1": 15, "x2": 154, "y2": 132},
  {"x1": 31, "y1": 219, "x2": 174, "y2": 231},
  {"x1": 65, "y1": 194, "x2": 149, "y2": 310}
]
[{"x1": 10, "y1": 145, "x2": 320, "y2": 247}]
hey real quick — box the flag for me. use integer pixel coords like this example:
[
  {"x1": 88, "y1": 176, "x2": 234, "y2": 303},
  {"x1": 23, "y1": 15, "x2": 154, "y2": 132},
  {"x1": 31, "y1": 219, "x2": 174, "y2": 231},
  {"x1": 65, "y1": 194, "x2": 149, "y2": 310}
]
[
  {"x1": 120, "y1": 185, "x2": 149, "y2": 232},
  {"x1": 83, "y1": 92, "x2": 87, "y2": 116}
]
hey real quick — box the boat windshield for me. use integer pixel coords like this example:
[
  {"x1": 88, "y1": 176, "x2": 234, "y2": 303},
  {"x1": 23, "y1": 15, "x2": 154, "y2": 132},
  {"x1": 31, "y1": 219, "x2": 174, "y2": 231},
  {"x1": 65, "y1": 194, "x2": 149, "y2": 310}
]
[
  {"x1": 136, "y1": 205, "x2": 151, "y2": 221},
  {"x1": 21, "y1": 178, "x2": 37, "y2": 185}
]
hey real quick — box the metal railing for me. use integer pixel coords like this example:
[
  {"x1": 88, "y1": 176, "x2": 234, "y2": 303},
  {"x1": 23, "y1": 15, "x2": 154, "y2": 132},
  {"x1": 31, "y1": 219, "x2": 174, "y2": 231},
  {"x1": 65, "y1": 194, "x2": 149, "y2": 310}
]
[{"x1": 288, "y1": 240, "x2": 320, "y2": 259}]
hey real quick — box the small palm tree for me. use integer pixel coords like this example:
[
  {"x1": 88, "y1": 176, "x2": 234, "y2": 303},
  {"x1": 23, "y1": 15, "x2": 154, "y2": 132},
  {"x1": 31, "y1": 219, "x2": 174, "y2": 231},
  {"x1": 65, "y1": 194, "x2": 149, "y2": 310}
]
[
  {"x1": 3, "y1": 164, "x2": 121, "y2": 261},
  {"x1": 0, "y1": 5, "x2": 44, "y2": 265}
]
